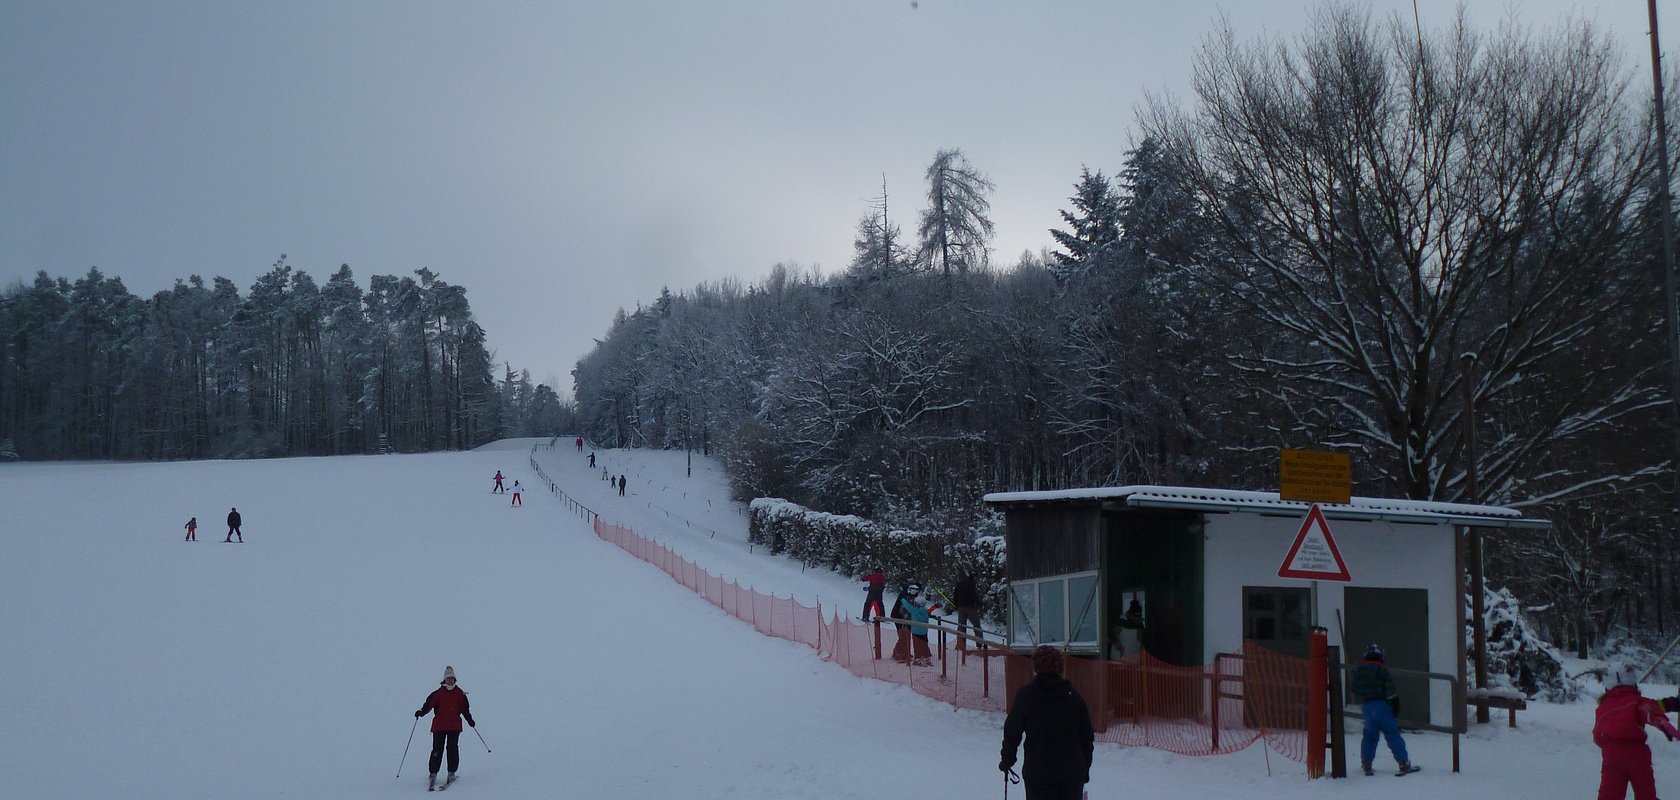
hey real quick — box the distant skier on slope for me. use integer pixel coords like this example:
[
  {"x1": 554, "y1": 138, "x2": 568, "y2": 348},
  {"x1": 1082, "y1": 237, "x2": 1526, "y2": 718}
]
[
  {"x1": 587, "y1": 452, "x2": 595, "y2": 469},
  {"x1": 1594, "y1": 663, "x2": 1680, "y2": 800},
  {"x1": 184, "y1": 516, "x2": 197, "y2": 542},
  {"x1": 618, "y1": 475, "x2": 626, "y2": 496},
  {"x1": 224, "y1": 507, "x2": 242, "y2": 543},
  {"x1": 492, "y1": 470, "x2": 505, "y2": 494},
  {"x1": 416, "y1": 666, "x2": 475, "y2": 791},
  {"x1": 510, "y1": 480, "x2": 523, "y2": 507}
]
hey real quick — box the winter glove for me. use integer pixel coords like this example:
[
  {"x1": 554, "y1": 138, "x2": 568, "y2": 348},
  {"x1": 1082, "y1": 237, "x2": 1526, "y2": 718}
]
[
  {"x1": 998, "y1": 760, "x2": 1013, "y2": 773},
  {"x1": 466, "y1": 716, "x2": 476, "y2": 728},
  {"x1": 414, "y1": 709, "x2": 425, "y2": 718}
]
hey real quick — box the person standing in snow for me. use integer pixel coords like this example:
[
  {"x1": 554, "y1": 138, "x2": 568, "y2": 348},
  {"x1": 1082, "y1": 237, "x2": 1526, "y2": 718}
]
[
  {"x1": 492, "y1": 470, "x2": 505, "y2": 494},
  {"x1": 861, "y1": 566, "x2": 886, "y2": 621},
  {"x1": 587, "y1": 452, "x2": 595, "y2": 469},
  {"x1": 575, "y1": 436, "x2": 583, "y2": 451},
  {"x1": 889, "y1": 583, "x2": 942, "y2": 664},
  {"x1": 184, "y1": 517, "x2": 197, "y2": 542},
  {"x1": 415, "y1": 665, "x2": 475, "y2": 790},
  {"x1": 1351, "y1": 643, "x2": 1416, "y2": 775},
  {"x1": 618, "y1": 475, "x2": 626, "y2": 496},
  {"x1": 953, "y1": 572, "x2": 982, "y2": 650},
  {"x1": 1594, "y1": 663, "x2": 1680, "y2": 800},
  {"x1": 224, "y1": 507, "x2": 243, "y2": 543},
  {"x1": 1000, "y1": 645, "x2": 1094, "y2": 800},
  {"x1": 510, "y1": 480, "x2": 523, "y2": 507}
]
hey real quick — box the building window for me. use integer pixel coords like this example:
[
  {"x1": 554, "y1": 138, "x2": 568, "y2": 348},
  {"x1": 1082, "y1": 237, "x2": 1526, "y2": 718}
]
[{"x1": 1008, "y1": 571, "x2": 1100, "y2": 648}]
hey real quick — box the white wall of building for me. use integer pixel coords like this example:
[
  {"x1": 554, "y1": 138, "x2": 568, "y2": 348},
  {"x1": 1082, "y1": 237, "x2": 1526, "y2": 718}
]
[{"x1": 1201, "y1": 513, "x2": 1458, "y2": 727}]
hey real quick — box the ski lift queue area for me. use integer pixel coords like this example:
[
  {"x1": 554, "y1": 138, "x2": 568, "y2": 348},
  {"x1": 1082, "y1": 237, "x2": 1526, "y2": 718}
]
[{"x1": 982, "y1": 485, "x2": 1550, "y2": 731}]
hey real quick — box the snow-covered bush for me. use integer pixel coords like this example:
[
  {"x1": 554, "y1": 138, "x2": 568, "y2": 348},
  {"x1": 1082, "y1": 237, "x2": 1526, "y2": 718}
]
[
  {"x1": 1472, "y1": 586, "x2": 1577, "y2": 701},
  {"x1": 0, "y1": 438, "x2": 17, "y2": 461},
  {"x1": 748, "y1": 497, "x2": 1007, "y2": 622}
]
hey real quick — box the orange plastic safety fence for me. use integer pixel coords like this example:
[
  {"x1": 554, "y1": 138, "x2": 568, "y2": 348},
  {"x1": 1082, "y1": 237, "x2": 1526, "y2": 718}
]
[{"x1": 590, "y1": 518, "x2": 1309, "y2": 763}]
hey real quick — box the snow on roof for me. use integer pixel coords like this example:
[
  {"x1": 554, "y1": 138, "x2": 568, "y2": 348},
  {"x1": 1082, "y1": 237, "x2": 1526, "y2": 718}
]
[{"x1": 981, "y1": 485, "x2": 1548, "y2": 529}]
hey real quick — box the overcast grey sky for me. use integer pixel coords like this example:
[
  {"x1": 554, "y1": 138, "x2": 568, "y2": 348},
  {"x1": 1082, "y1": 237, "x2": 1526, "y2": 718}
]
[{"x1": 0, "y1": 1, "x2": 1664, "y2": 392}]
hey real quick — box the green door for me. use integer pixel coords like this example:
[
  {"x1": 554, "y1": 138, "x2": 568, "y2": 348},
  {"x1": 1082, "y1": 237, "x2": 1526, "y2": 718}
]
[{"x1": 1344, "y1": 587, "x2": 1430, "y2": 727}]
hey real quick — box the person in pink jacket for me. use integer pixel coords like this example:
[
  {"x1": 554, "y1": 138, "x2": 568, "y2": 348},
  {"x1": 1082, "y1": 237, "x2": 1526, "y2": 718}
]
[{"x1": 1594, "y1": 663, "x2": 1680, "y2": 800}]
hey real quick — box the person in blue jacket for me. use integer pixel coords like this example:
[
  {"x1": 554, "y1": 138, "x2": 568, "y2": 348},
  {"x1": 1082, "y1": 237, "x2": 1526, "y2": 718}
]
[
  {"x1": 1351, "y1": 643, "x2": 1417, "y2": 776},
  {"x1": 889, "y1": 583, "x2": 943, "y2": 665}
]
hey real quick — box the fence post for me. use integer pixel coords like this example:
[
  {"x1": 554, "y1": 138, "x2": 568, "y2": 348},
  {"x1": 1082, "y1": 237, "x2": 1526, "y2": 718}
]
[
  {"x1": 1327, "y1": 644, "x2": 1346, "y2": 778},
  {"x1": 873, "y1": 619, "x2": 882, "y2": 660},
  {"x1": 1308, "y1": 628, "x2": 1328, "y2": 779},
  {"x1": 982, "y1": 639, "x2": 990, "y2": 698},
  {"x1": 1210, "y1": 658, "x2": 1221, "y2": 752}
]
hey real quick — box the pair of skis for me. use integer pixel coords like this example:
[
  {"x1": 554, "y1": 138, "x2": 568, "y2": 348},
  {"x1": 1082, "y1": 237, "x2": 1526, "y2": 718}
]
[
  {"x1": 428, "y1": 776, "x2": 456, "y2": 791},
  {"x1": 1364, "y1": 765, "x2": 1421, "y2": 777}
]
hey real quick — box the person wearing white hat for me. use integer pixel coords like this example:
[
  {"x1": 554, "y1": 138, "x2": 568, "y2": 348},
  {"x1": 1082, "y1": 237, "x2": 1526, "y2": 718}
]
[
  {"x1": 415, "y1": 666, "x2": 475, "y2": 790},
  {"x1": 1594, "y1": 663, "x2": 1679, "y2": 800}
]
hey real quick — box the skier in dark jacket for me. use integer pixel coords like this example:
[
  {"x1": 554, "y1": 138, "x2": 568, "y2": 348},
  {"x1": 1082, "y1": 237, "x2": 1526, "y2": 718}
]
[
  {"x1": 953, "y1": 573, "x2": 982, "y2": 649},
  {"x1": 1351, "y1": 643, "x2": 1416, "y2": 775},
  {"x1": 224, "y1": 507, "x2": 242, "y2": 543},
  {"x1": 415, "y1": 665, "x2": 476, "y2": 790},
  {"x1": 1001, "y1": 645, "x2": 1094, "y2": 799}
]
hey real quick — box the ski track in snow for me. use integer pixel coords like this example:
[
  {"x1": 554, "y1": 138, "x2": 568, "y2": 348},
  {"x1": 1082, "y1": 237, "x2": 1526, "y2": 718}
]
[{"x1": 3, "y1": 438, "x2": 1675, "y2": 798}]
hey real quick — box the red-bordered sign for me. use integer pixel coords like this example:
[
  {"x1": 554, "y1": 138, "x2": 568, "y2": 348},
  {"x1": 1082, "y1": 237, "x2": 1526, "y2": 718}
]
[{"x1": 1278, "y1": 503, "x2": 1351, "y2": 581}]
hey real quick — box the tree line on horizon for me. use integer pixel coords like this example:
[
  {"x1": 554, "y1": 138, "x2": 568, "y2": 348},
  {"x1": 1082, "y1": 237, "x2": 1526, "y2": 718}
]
[
  {"x1": 0, "y1": 257, "x2": 574, "y2": 461},
  {"x1": 573, "y1": 6, "x2": 1680, "y2": 656}
]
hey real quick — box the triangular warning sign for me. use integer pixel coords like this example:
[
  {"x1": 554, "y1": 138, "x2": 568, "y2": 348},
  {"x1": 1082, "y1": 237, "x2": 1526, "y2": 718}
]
[{"x1": 1278, "y1": 503, "x2": 1351, "y2": 581}]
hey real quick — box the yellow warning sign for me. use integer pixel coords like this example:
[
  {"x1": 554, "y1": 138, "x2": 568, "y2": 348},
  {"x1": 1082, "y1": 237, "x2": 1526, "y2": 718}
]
[{"x1": 1280, "y1": 449, "x2": 1352, "y2": 505}]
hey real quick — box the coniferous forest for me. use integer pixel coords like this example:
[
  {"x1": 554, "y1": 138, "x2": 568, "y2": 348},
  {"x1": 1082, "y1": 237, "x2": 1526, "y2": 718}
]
[
  {"x1": 0, "y1": 257, "x2": 572, "y2": 461},
  {"x1": 573, "y1": 10, "x2": 1680, "y2": 655}
]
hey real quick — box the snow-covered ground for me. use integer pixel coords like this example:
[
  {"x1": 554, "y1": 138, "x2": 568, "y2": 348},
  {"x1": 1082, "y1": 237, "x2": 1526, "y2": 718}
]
[{"x1": 5, "y1": 439, "x2": 1677, "y2": 798}]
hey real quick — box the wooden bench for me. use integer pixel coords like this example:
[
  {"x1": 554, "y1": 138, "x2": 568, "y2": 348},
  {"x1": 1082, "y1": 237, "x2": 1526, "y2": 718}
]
[{"x1": 1466, "y1": 687, "x2": 1527, "y2": 727}]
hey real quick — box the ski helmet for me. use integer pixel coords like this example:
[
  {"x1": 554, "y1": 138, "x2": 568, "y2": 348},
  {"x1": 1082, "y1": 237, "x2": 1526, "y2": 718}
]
[{"x1": 1613, "y1": 663, "x2": 1640, "y2": 687}]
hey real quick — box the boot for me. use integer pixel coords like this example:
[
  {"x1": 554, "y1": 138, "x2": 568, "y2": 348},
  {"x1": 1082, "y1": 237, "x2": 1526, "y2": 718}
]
[
  {"x1": 1361, "y1": 761, "x2": 1373, "y2": 776},
  {"x1": 428, "y1": 773, "x2": 437, "y2": 789}
]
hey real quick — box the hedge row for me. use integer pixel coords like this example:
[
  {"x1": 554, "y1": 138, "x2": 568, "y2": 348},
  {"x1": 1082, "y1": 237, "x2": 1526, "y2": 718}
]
[{"x1": 747, "y1": 498, "x2": 1007, "y2": 624}]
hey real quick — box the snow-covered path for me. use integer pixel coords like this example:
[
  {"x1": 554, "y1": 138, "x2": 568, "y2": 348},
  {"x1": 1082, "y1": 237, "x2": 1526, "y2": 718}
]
[{"x1": 2, "y1": 440, "x2": 1673, "y2": 798}]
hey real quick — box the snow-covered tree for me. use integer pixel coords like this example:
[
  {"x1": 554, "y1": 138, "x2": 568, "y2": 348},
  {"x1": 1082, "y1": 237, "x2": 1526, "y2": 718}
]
[{"x1": 915, "y1": 149, "x2": 995, "y2": 276}]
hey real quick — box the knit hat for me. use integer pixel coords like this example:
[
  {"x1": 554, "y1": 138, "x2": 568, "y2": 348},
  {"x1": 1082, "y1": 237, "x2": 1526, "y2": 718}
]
[
  {"x1": 1613, "y1": 663, "x2": 1640, "y2": 687},
  {"x1": 1033, "y1": 645, "x2": 1064, "y2": 675},
  {"x1": 1364, "y1": 644, "x2": 1385, "y2": 662},
  {"x1": 442, "y1": 665, "x2": 456, "y2": 682}
]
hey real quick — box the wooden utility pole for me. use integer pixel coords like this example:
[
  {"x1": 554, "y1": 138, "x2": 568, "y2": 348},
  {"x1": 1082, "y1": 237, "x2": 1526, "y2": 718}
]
[{"x1": 1650, "y1": 0, "x2": 1680, "y2": 640}]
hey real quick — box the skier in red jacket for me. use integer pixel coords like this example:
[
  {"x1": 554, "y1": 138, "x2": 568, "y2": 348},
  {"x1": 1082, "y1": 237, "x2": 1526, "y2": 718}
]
[
  {"x1": 416, "y1": 666, "x2": 476, "y2": 790},
  {"x1": 861, "y1": 567, "x2": 886, "y2": 621},
  {"x1": 1594, "y1": 663, "x2": 1680, "y2": 800}
]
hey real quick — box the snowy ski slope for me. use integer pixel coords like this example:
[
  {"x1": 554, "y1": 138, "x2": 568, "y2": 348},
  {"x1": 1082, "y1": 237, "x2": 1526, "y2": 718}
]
[{"x1": 2, "y1": 440, "x2": 1670, "y2": 798}]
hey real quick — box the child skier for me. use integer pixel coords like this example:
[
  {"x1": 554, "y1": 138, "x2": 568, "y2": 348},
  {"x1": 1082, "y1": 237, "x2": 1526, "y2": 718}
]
[
  {"x1": 1351, "y1": 643, "x2": 1417, "y2": 776},
  {"x1": 184, "y1": 516, "x2": 197, "y2": 542},
  {"x1": 491, "y1": 470, "x2": 505, "y2": 494},
  {"x1": 1594, "y1": 663, "x2": 1679, "y2": 800},
  {"x1": 889, "y1": 583, "x2": 944, "y2": 665},
  {"x1": 415, "y1": 666, "x2": 476, "y2": 791},
  {"x1": 861, "y1": 567, "x2": 886, "y2": 622},
  {"x1": 510, "y1": 480, "x2": 523, "y2": 507}
]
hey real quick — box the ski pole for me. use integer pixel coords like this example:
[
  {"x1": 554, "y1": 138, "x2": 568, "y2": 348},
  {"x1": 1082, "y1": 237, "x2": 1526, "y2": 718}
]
[
  {"x1": 397, "y1": 716, "x2": 419, "y2": 778},
  {"x1": 473, "y1": 725, "x2": 492, "y2": 753},
  {"x1": 1003, "y1": 767, "x2": 1019, "y2": 799}
]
